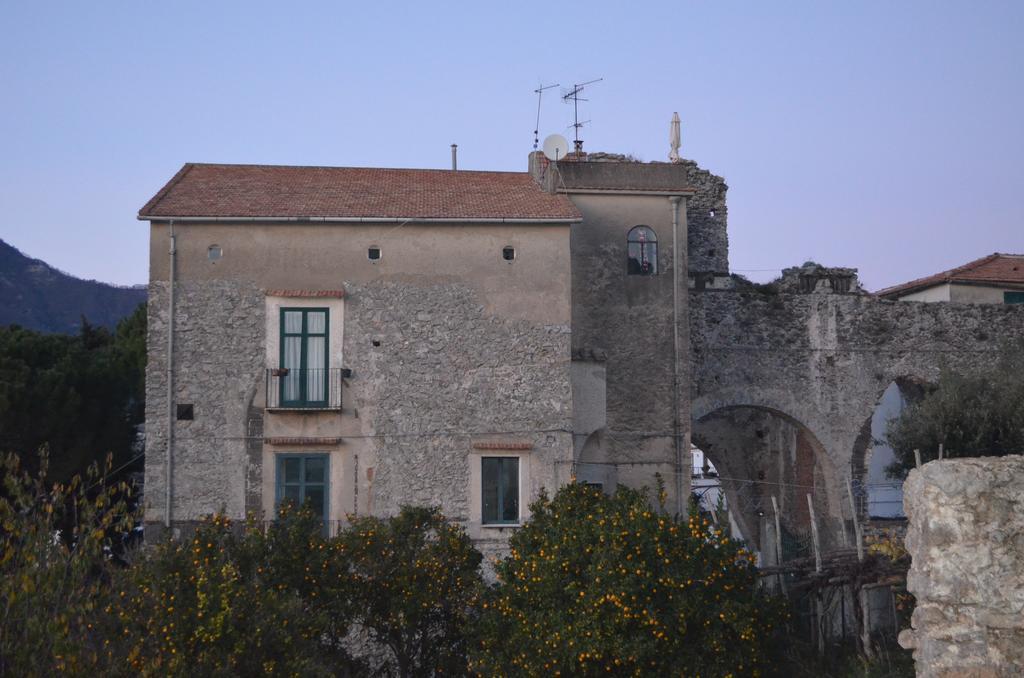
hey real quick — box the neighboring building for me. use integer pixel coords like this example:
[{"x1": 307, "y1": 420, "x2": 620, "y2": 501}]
[{"x1": 876, "y1": 253, "x2": 1024, "y2": 303}]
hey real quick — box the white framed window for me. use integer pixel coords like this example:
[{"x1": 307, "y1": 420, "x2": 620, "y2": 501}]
[
  {"x1": 469, "y1": 450, "x2": 530, "y2": 530},
  {"x1": 481, "y1": 457, "x2": 519, "y2": 525}
]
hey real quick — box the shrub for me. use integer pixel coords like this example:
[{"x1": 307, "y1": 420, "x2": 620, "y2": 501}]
[
  {"x1": 339, "y1": 506, "x2": 484, "y2": 677},
  {"x1": 0, "y1": 452, "x2": 134, "y2": 675},
  {"x1": 91, "y1": 507, "x2": 361, "y2": 676},
  {"x1": 471, "y1": 483, "x2": 785, "y2": 676}
]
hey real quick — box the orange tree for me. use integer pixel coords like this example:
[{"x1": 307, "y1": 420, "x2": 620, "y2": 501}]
[
  {"x1": 470, "y1": 483, "x2": 786, "y2": 676},
  {"x1": 91, "y1": 506, "x2": 363, "y2": 677},
  {"x1": 339, "y1": 506, "x2": 484, "y2": 677}
]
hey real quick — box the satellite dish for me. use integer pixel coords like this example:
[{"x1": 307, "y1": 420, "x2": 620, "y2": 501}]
[{"x1": 542, "y1": 134, "x2": 570, "y2": 161}]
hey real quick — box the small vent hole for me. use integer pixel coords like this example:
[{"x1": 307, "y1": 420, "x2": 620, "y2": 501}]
[
  {"x1": 208, "y1": 245, "x2": 222, "y2": 261},
  {"x1": 502, "y1": 246, "x2": 515, "y2": 261},
  {"x1": 368, "y1": 246, "x2": 381, "y2": 261}
]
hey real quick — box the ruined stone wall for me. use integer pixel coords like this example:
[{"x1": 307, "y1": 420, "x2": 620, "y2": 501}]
[
  {"x1": 690, "y1": 289, "x2": 1024, "y2": 533},
  {"x1": 899, "y1": 456, "x2": 1024, "y2": 677},
  {"x1": 677, "y1": 159, "x2": 729, "y2": 274}
]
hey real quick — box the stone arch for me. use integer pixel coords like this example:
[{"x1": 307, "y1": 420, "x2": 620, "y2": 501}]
[
  {"x1": 850, "y1": 375, "x2": 933, "y2": 519},
  {"x1": 691, "y1": 401, "x2": 845, "y2": 558}
]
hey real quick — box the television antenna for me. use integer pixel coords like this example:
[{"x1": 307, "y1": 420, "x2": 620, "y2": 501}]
[
  {"x1": 562, "y1": 78, "x2": 603, "y2": 152},
  {"x1": 533, "y1": 82, "x2": 560, "y2": 150}
]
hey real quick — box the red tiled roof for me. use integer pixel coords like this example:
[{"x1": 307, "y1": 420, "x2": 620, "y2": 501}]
[
  {"x1": 876, "y1": 253, "x2": 1024, "y2": 298},
  {"x1": 139, "y1": 163, "x2": 582, "y2": 222}
]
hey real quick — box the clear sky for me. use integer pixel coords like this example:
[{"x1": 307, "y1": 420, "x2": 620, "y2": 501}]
[{"x1": 1, "y1": 1, "x2": 1021, "y2": 289}]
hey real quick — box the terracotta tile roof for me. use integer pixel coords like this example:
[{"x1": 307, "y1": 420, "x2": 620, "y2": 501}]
[
  {"x1": 876, "y1": 253, "x2": 1024, "y2": 298},
  {"x1": 139, "y1": 163, "x2": 582, "y2": 222}
]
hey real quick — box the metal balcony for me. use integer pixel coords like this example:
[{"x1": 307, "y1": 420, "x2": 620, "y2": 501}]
[{"x1": 265, "y1": 368, "x2": 343, "y2": 410}]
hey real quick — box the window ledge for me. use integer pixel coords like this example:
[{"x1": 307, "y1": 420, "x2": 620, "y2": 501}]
[
  {"x1": 266, "y1": 406, "x2": 342, "y2": 413},
  {"x1": 480, "y1": 523, "x2": 522, "y2": 530}
]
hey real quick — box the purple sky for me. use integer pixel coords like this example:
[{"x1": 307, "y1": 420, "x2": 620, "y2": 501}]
[{"x1": 1, "y1": 1, "x2": 1021, "y2": 289}]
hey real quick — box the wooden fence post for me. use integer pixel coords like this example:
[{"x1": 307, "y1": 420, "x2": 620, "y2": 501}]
[
  {"x1": 771, "y1": 495, "x2": 787, "y2": 595},
  {"x1": 807, "y1": 493, "x2": 822, "y2": 573},
  {"x1": 846, "y1": 478, "x2": 864, "y2": 562}
]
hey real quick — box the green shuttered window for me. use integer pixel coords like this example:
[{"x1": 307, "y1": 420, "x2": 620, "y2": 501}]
[
  {"x1": 280, "y1": 308, "x2": 328, "y2": 406},
  {"x1": 275, "y1": 454, "x2": 329, "y2": 523}
]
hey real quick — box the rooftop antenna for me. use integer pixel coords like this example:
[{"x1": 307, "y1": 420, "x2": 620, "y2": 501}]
[
  {"x1": 533, "y1": 82, "x2": 560, "y2": 150},
  {"x1": 562, "y1": 78, "x2": 603, "y2": 153}
]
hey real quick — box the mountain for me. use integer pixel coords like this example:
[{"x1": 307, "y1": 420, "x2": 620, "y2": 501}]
[{"x1": 0, "y1": 239, "x2": 146, "y2": 333}]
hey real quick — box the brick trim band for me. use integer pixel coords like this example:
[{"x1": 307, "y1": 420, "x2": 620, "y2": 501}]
[
  {"x1": 265, "y1": 289, "x2": 345, "y2": 298},
  {"x1": 472, "y1": 441, "x2": 533, "y2": 450}
]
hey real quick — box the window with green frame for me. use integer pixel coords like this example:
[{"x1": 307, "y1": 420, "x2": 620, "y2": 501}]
[
  {"x1": 280, "y1": 308, "x2": 328, "y2": 406},
  {"x1": 275, "y1": 454, "x2": 329, "y2": 523},
  {"x1": 482, "y1": 457, "x2": 519, "y2": 525},
  {"x1": 1004, "y1": 291, "x2": 1024, "y2": 305}
]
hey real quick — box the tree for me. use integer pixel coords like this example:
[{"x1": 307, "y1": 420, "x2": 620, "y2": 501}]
[
  {"x1": 91, "y1": 506, "x2": 363, "y2": 677},
  {"x1": 339, "y1": 506, "x2": 484, "y2": 677},
  {"x1": 885, "y1": 342, "x2": 1024, "y2": 477},
  {"x1": 0, "y1": 452, "x2": 134, "y2": 675},
  {"x1": 0, "y1": 303, "x2": 147, "y2": 483},
  {"x1": 471, "y1": 483, "x2": 785, "y2": 676}
]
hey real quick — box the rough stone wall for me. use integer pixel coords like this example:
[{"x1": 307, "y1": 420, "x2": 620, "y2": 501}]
[
  {"x1": 144, "y1": 280, "x2": 266, "y2": 527},
  {"x1": 690, "y1": 288, "x2": 1024, "y2": 534},
  {"x1": 145, "y1": 273, "x2": 574, "y2": 553},
  {"x1": 343, "y1": 280, "x2": 573, "y2": 526},
  {"x1": 677, "y1": 159, "x2": 729, "y2": 274},
  {"x1": 899, "y1": 456, "x2": 1024, "y2": 677}
]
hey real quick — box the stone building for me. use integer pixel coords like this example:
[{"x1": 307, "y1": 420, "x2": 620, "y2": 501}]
[
  {"x1": 139, "y1": 164, "x2": 582, "y2": 558},
  {"x1": 140, "y1": 145, "x2": 1024, "y2": 561}
]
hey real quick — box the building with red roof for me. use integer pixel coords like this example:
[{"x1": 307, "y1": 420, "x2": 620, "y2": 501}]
[{"x1": 876, "y1": 253, "x2": 1024, "y2": 304}]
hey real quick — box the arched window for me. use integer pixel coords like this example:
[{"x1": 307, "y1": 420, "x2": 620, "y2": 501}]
[{"x1": 627, "y1": 226, "x2": 658, "y2": 275}]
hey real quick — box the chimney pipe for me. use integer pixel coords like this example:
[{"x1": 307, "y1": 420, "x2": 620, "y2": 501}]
[{"x1": 451, "y1": 144, "x2": 457, "y2": 170}]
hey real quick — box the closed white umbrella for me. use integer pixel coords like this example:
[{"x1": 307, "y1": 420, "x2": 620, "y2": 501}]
[{"x1": 669, "y1": 112, "x2": 681, "y2": 163}]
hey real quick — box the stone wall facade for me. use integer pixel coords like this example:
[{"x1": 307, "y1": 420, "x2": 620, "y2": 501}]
[
  {"x1": 689, "y1": 284, "x2": 1024, "y2": 543},
  {"x1": 143, "y1": 220, "x2": 574, "y2": 555},
  {"x1": 899, "y1": 456, "x2": 1024, "y2": 677}
]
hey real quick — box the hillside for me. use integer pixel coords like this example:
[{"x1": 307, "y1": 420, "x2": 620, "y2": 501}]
[{"x1": 0, "y1": 239, "x2": 146, "y2": 333}]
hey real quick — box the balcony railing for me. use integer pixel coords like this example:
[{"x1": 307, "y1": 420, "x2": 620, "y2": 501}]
[{"x1": 266, "y1": 368, "x2": 343, "y2": 410}]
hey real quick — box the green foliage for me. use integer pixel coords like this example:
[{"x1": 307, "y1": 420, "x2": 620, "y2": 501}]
[
  {"x1": 91, "y1": 506, "x2": 360, "y2": 677},
  {"x1": 0, "y1": 452, "x2": 134, "y2": 675},
  {"x1": 340, "y1": 506, "x2": 484, "y2": 677},
  {"x1": 885, "y1": 342, "x2": 1024, "y2": 477},
  {"x1": 471, "y1": 483, "x2": 786, "y2": 676},
  {"x1": 0, "y1": 303, "x2": 147, "y2": 483}
]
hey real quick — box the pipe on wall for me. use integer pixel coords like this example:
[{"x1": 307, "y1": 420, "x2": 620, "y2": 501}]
[
  {"x1": 669, "y1": 196, "x2": 684, "y2": 516},
  {"x1": 166, "y1": 220, "x2": 176, "y2": 529}
]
